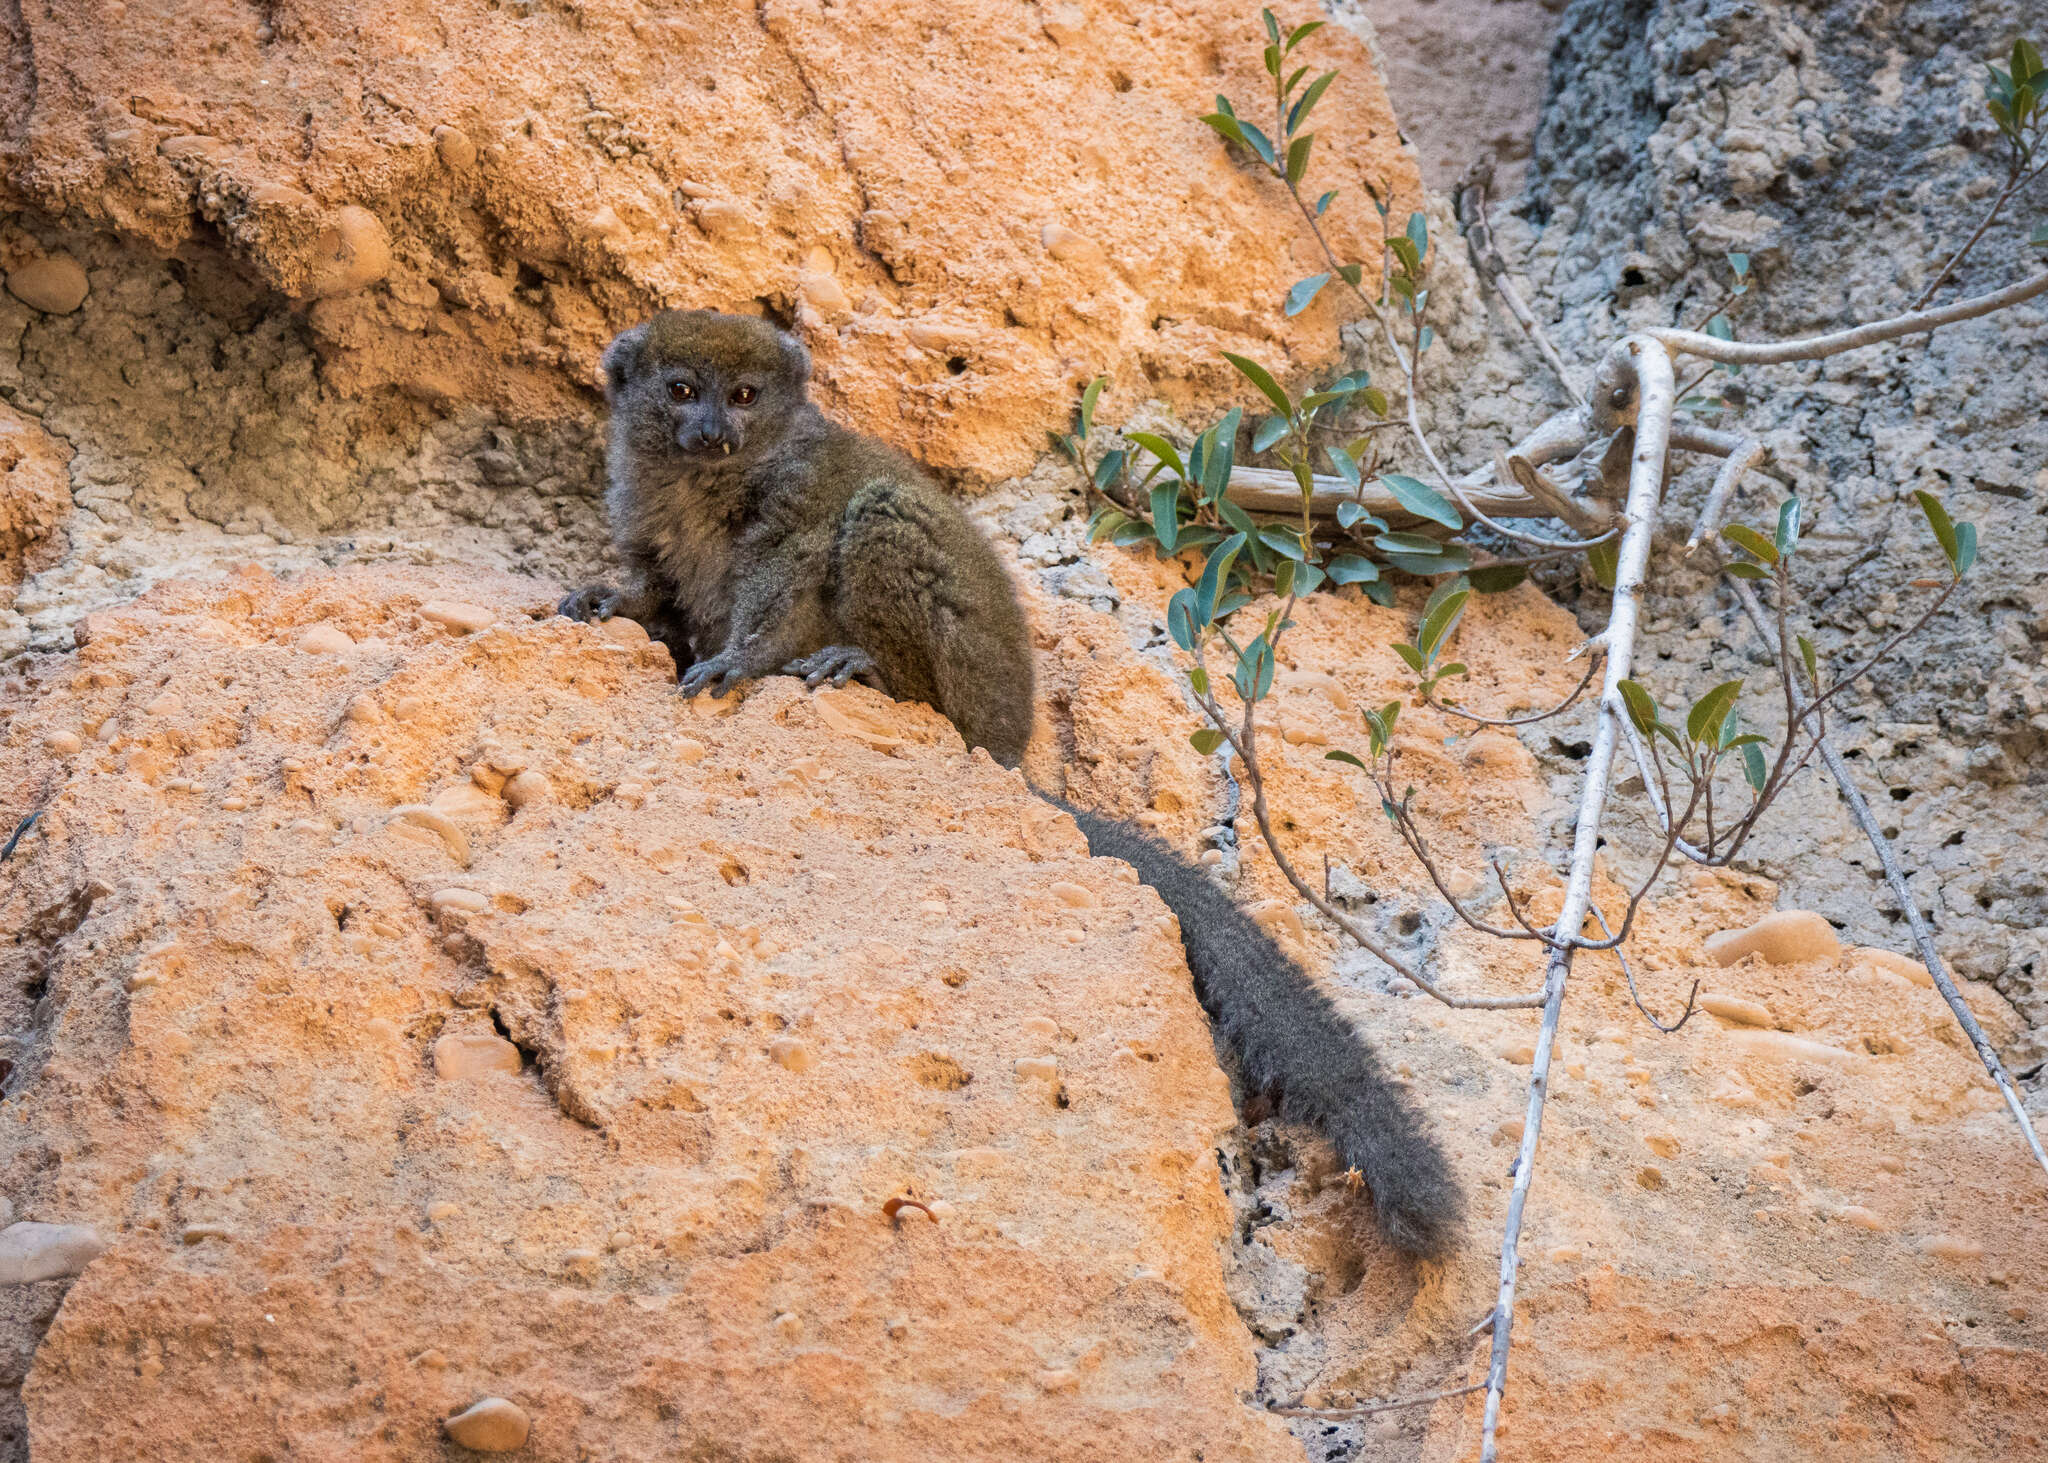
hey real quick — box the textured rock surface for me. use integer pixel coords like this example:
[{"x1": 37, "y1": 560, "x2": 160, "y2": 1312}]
[
  {"x1": 1, "y1": 564, "x2": 1297, "y2": 1463},
  {"x1": 5, "y1": 557, "x2": 2040, "y2": 1459}
]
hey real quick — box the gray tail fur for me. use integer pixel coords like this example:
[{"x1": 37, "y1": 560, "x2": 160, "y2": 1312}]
[{"x1": 1057, "y1": 802, "x2": 1463, "y2": 1257}]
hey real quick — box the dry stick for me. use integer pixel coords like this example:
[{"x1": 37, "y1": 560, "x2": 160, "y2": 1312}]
[
  {"x1": 1723, "y1": 575, "x2": 2048, "y2": 1183},
  {"x1": 1911, "y1": 162, "x2": 2045, "y2": 311},
  {"x1": 1651, "y1": 271, "x2": 2048, "y2": 364},
  {"x1": 1684, "y1": 432, "x2": 1765, "y2": 553},
  {"x1": 1456, "y1": 159, "x2": 1580, "y2": 401},
  {"x1": 1477, "y1": 334, "x2": 1677, "y2": 1463}
]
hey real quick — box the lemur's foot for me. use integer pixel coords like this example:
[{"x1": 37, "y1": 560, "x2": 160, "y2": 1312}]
[
  {"x1": 558, "y1": 583, "x2": 623, "y2": 622},
  {"x1": 784, "y1": 645, "x2": 878, "y2": 689},
  {"x1": 679, "y1": 650, "x2": 748, "y2": 699}
]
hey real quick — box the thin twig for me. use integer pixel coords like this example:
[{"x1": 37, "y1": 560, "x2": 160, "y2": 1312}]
[
  {"x1": 1911, "y1": 160, "x2": 2045, "y2": 310},
  {"x1": 1456, "y1": 154, "x2": 1579, "y2": 400},
  {"x1": 1430, "y1": 651, "x2": 1602, "y2": 728},
  {"x1": 1589, "y1": 901, "x2": 1700, "y2": 1033}
]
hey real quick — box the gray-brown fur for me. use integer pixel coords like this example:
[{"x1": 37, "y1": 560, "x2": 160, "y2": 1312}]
[
  {"x1": 560, "y1": 309, "x2": 1035, "y2": 765},
  {"x1": 566, "y1": 310, "x2": 1460, "y2": 1257}
]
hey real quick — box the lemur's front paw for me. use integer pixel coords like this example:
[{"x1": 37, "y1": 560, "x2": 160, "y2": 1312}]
[
  {"x1": 783, "y1": 644, "x2": 878, "y2": 690},
  {"x1": 558, "y1": 583, "x2": 621, "y2": 623},
  {"x1": 679, "y1": 650, "x2": 747, "y2": 699}
]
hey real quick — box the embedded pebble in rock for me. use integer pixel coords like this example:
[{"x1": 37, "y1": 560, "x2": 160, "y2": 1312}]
[
  {"x1": 1704, "y1": 910, "x2": 1842, "y2": 967},
  {"x1": 443, "y1": 1398, "x2": 530, "y2": 1453},
  {"x1": 393, "y1": 805, "x2": 470, "y2": 864},
  {"x1": 417, "y1": 600, "x2": 496, "y2": 635},
  {"x1": 180, "y1": 1225, "x2": 230, "y2": 1245},
  {"x1": 0, "y1": 1223, "x2": 106, "y2": 1283},
  {"x1": 431, "y1": 783, "x2": 502, "y2": 820},
  {"x1": 304, "y1": 205, "x2": 392, "y2": 297},
  {"x1": 768, "y1": 1038, "x2": 814, "y2": 1073},
  {"x1": 1836, "y1": 1206, "x2": 1889, "y2": 1231},
  {"x1": 430, "y1": 888, "x2": 491, "y2": 917},
  {"x1": 1699, "y1": 993, "x2": 1775, "y2": 1029},
  {"x1": 4, "y1": 253, "x2": 89, "y2": 314},
  {"x1": 43, "y1": 729, "x2": 81, "y2": 755},
  {"x1": 432, "y1": 123, "x2": 477, "y2": 169},
  {"x1": 1923, "y1": 1235, "x2": 1986, "y2": 1262},
  {"x1": 772, "y1": 1312, "x2": 803, "y2": 1342},
  {"x1": 501, "y1": 770, "x2": 550, "y2": 810},
  {"x1": 295, "y1": 623, "x2": 355, "y2": 655},
  {"x1": 1015, "y1": 1057, "x2": 1059, "y2": 1083},
  {"x1": 432, "y1": 1032, "x2": 522, "y2": 1080},
  {"x1": 426, "y1": 1202, "x2": 461, "y2": 1223},
  {"x1": 1049, "y1": 881, "x2": 1098, "y2": 909},
  {"x1": 674, "y1": 738, "x2": 707, "y2": 766},
  {"x1": 1856, "y1": 947, "x2": 1935, "y2": 989},
  {"x1": 1247, "y1": 900, "x2": 1306, "y2": 946}
]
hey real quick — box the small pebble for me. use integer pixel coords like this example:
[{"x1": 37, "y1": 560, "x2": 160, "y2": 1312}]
[
  {"x1": 1855, "y1": 946, "x2": 1934, "y2": 989},
  {"x1": 1050, "y1": 881, "x2": 1098, "y2": 908},
  {"x1": 296, "y1": 623, "x2": 355, "y2": 655},
  {"x1": 431, "y1": 888, "x2": 491, "y2": 917},
  {"x1": 1704, "y1": 910, "x2": 1840, "y2": 967},
  {"x1": 181, "y1": 1224, "x2": 230, "y2": 1244},
  {"x1": 768, "y1": 1038, "x2": 813, "y2": 1073},
  {"x1": 393, "y1": 696, "x2": 426, "y2": 720},
  {"x1": 1699, "y1": 993, "x2": 1774, "y2": 1029},
  {"x1": 431, "y1": 783, "x2": 501, "y2": 819},
  {"x1": 1836, "y1": 1206, "x2": 1888, "y2": 1231},
  {"x1": 0, "y1": 1222, "x2": 107, "y2": 1283},
  {"x1": 502, "y1": 769, "x2": 551, "y2": 809},
  {"x1": 1644, "y1": 1132, "x2": 1682, "y2": 1158},
  {"x1": 5, "y1": 254, "x2": 88, "y2": 314},
  {"x1": 344, "y1": 695, "x2": 382, "y2": 724},
  {"x1": 1015, "y1": 1056, "x2": 1059, "y2": 1082},
  {"x1": 426, "y1": 1201, "x2": 462, "y2": 1222},
  {"x1": 676, "y1": 737, "x2": 707, "y2": 765},
  {"x1": 1546, "y1": 1245, "x2": 1584, "y2": 1263},
  {"x1": 305, "y1": 205, "x2": 391, "y2": 297},
  {"x1": 772, "y1": 1312, "x2": 803, "y2": 1341},
  {"x1": 443, "y1": 1398, "x2": 530, "y2": 1452},
  {"x1": 418, "y1": 600, "x2": 495, "y2": 635},
  {"x1": 433, "y1": 1032, "x2": 522, "y2": 1080},
  {"x1": 886, "y1": 1317, "x2": 909, "y2": 1340},
  {"x1": 433, "y1": 123, "x2": 477, "y2": 168},
  {"x1": 1922, "y1": 1234, "x2": 1984, "y2": 1261},
  {"x1": 562, "y1": 1248, "x2": 600, "y2": 1278},
  {"x1": 393, "y1": 805, "x2": 469, "y2": 864},
  {"x1": 1021, "y1": 1016, "x2": 1058, "y2": 1040},
  {"x1": 43, "y1": 729, "x2": 81, "y2": 755}
]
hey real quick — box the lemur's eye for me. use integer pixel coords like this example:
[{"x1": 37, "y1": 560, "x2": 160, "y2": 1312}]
[
  {"x1": 731, "y1": 384, "x2": 758, "y2": 406},
  {"x1": 668, "y1": 380, "x2": 695, "y2": 402}
]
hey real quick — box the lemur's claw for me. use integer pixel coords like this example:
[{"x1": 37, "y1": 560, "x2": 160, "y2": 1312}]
[{"x1": 784, "y1": 645, "x2": 877, "y2": 691}]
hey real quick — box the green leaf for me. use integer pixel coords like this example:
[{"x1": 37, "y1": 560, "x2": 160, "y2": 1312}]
[
  {"x1": 1384, "y1": 545, "x2": 1470, "y2": 576},
  {"x1": 1468, "y1": 564, "x2": 1527, "y2": 594},
  {"x1": 1362, "y1": 579, "x2": 1396, "y2": 606},
  {"x1": 1203, "y1": 408, "x2": 1242, "y2": 501},
  {"x1": 1284, "y1": 18, "x2": 1325, "y2": 50},
  {"x1": 1728, "y1": 251, "x2": 1750, "y2": 279},
  {"x1": 1273, "y1": 556, "x2": 1296, "y2": 598},
  {"x1": 1706, "y1": 314, "x2": 1733, "y2": 341},
  {"x1": 1190, "y1": 727, "x2": 1225, "y2": 755},
  {"x1": 1284, "y1": 272, "x2": 1332, "y2": 317},
  {"x1": 1715, "y1": 702, "x2": 1743, "y2": 751},
  {"x1": 1721, "y1": 523, "x2": 1779, "y2": 564},
  {"x1": 1405, "y1": 211, "x2": 1428, "y2": 266},
  {"x1": 1285, "y1": 133, "x2": 1314, "y2": 185},
  {"x1": 1741, "y1": 741, "x2": 1768, "y2": 793},
  {"x1": 1797, "y1": 634, "x2": 1820, "y2": 689},
  {"x1": 1913, "y1": 489, "x2": 1960, "y2": 570},
  {"x1": 1289, "y1": 71, "x2": 1338, "y2": 133},
  {"x1": 1087, "y1": 508, "x2": 1128, "y2": 543},
  {"x1": 1722, "y1": 561, "x2": 1770, "y2": 580},
  {"x1": 1151, "y1": 482, "x2": 1183, "y2": 553},
  {"x1": 1111, "y1": 519, "x2": 1156, "y2": 548},
  {"x1": 1417, "y1": 325, "x2": 1434, "y2": 354},
  {"x1": 1215, "y1": 591, "x2": 1252, "y2": 618},
  {"x1": 1775, "y1": 497, "x2": 1802, "y2": 556},
  {"x1": 1126, "y1": 431, "x2": 1187, "y2": 482},
  {"x1": 1336, "y1": 500, "x2": 1386, "y2": 532},
  {"x1": 1325, "y1": 749, "x2": 1368, "y2": 771},
  {"x1": 1258, "y1": 525, "x2": 1308, "y2": 561},
  {"x1": 1222, "y1": 352, "x2": 1293, "y2": 416},
  {"x1": 1586, "y1": 537, "x2": 1618, "y2": 590},
  {"x1": 1189, "y1": 666, "x2": 1209, "y2": 696},
  {"x1": 1079, "y1": 375, "x2": 1106, "y2": 437},
  {"x1": 1685, "y1": 680, "x2": 1744, "y2": 746},
  {"x1": 1375, "y1": 531, "x2": 1444, "y2": 556},
  {"x1": 1282, "y1": 65, "x2": 1310, "y2": 100},
  {"x1": 1417, "y1": 585, "x2": 1470, "y2": 663},
  {"x1": 1167, "y1": 588, "x2": 1200, "y2": 650},
  {"x1": 1239, "y1": 121, "x2": 1277, "y2": 167},
  {"x1": 1336, "y1": 262, "x2": 1364, "y2": 286},
  {"x1": 1315, "y1": 188, "x2": 1339, "y2": 216},
  {"x1": 1392, "y1": 642, "x2": 1425, "y2": 674},
  {"x1": 1294, "y1": 560, "x2": 1324, "y2": 596},
  {"x1": 1216, "y1": 495, "x2": 1259, "y2": 538},
  {"x1": 1953, "y1": 520, "x2": 1977, "y2": 576},
  {"x1": 1263, "y1": 42, "x2": 1282, "y2": 77},
  {"x1": 1194, "y1": 531, "x2": 1247, "y2": 624},
  {"x1": 2032, "y1": 221, "x2": 2048, "y2": 249},
  {"x1": 1234, "y1": 635, "x2": 1275, "y2": 703},
  {"x1": 1325, "y1": 443, "x2": 1361, "y2": 488},
  {"x1": 1252, "y1": 415, "x2": 1289, "y2": 452},
  {"x1": 1199, "y1": 113, "x2": 1248, "y2": 147},
  {"x1": 1379, "y1": 473, "x2": 1462, "y2": 530},
  {"x1": 1618, "y1": 679, "x2": 1658, "y2": 738},
  {"x1": 1299, "y1": 387, "x2": 1359, "y2": 411},
  {"x1": 1436, "y1": 661, "x2": 1467, "y2": 678},
  {"x1": 1325, "y1": 553, "x2": 1379, "y2": 585},
  {"x1": 1262, "y1": 8, "x2": 1281, "y2": 44},
  {"x1": 1092, "y1": 447, "x2": 1127, "y2": 491},
  {"x1": 1725, "y1": 733, "x2": 1768, "y2": 748},
  {"x1": 1388, "y1": 235, "x2": 1421, "y2": 278}
]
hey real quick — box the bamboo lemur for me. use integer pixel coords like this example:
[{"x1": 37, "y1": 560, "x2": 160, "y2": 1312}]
[{"x1": 560, "y1": 309, "x2": 1462, "y2": 1256}]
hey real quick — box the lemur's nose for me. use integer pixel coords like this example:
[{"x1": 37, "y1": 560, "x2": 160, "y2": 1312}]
[{"x1": 681, "y1": 426, "x2": 735, "y2": 455}]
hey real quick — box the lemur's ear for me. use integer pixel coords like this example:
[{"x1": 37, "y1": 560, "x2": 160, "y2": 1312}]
[
  {"x1": 776, "y1": 328, "x2": 812, "y2": 387},
  {"x1": 599, "y1": 323, "x2": 649, "y2": 400}
]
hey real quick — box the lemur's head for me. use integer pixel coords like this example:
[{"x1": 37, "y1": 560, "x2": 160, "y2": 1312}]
[{"x1": 601, "y1": 310, "x2": 812, "y2": 467}]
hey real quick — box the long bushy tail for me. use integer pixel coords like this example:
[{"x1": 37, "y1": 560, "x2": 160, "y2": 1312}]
[{"x1": 1059, "y1": 803, "x2": 1462, "y2": 1257}]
